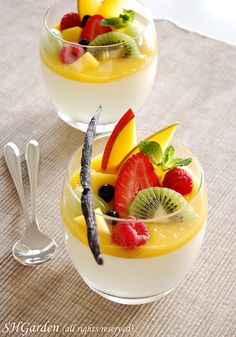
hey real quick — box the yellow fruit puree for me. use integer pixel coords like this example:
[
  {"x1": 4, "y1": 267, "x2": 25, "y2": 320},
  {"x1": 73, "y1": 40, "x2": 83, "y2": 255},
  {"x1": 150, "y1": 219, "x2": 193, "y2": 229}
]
[
  {"x1": 41, "y1": 46, "x2": 156, "y2": 83},
  {"x1": 61, "y1": 163, "x2": 207, "y2": 259}
]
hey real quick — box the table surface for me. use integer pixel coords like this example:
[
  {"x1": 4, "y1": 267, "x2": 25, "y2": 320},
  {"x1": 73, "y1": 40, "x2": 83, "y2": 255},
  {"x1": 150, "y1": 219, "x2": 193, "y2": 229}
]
[
  {"x1": 1, "y1": 1, "x2": 236, "y2": 337},
  {"x1": 145, "y1": 0, "x2": 236, "y2": 45}
]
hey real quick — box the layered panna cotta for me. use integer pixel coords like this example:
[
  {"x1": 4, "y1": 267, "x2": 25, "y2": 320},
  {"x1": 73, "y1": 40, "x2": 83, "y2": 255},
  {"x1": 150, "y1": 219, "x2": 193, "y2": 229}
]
[
  {"x1": 40, "y1": 0, "x2": 157, "y2": 129},
  {"x1": 61, "y1": 109, "x2": 207, "y2": 303}
]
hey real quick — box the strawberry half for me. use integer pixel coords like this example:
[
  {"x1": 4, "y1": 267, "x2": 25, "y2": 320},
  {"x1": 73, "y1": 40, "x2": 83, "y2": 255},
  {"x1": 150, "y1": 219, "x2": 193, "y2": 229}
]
[
  {"x1": 81, "y1": 15, "x2": 112, "y2": 42},
  {"x1": 60, "y1": 12, "x2": 82, "y2": 30},
  {"x1": 114, "y1": 152, "x2": 161, "y2": 217}
]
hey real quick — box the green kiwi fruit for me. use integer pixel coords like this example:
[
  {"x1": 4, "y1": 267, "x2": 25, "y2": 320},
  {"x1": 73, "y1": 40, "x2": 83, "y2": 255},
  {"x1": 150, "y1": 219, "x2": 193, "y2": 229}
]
[
  {"x1": 89, "y1": 32, "x2": 142, "y2": 58},
  {"x1": 129, "y1": 187, "x2": 197, "y2": 222},
  {"x1": 69, "y1": 187, "x2": 109, "y2": 217}
]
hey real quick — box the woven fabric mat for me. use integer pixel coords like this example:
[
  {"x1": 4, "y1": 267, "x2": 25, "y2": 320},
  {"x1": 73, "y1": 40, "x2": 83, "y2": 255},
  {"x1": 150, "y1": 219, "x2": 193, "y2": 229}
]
[{"x1": 1, "y1": 1, "x2": 236, "y2": 336}]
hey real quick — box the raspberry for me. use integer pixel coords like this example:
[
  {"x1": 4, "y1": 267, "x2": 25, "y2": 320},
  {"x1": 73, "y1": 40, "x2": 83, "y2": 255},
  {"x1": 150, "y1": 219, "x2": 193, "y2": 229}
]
[
  {"x1": 59, "y1": 44, "x2": 84, "y2": 64},
  {"x1": 112, "y1": 216, "x2": 149, "y2": 249},
  {"x1": 60, "y1": 12, "x2": 81, "y2": 30},
  {"x1": 162, "y1": 167, "x2": 193, "y2": 195}
]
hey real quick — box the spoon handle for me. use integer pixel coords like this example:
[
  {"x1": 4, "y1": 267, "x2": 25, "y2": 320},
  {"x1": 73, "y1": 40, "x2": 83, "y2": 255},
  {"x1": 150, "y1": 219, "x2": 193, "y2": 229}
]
[
  {"x1": 4, "y1": 143, "x2": 31, "y2": 226},
  {"x1": 25, "y1": 140, "x2": 40, "y2": 224}
]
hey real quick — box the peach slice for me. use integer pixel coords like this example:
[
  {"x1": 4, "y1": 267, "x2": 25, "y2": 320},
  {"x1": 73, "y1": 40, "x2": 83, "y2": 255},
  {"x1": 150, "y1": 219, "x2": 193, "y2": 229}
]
[
  {"x1": 101, "y1": 108, "x2": 136, "y2": 172},
  {"x1": 116, "y1": 123, "x2": 179, "y2": 171}
]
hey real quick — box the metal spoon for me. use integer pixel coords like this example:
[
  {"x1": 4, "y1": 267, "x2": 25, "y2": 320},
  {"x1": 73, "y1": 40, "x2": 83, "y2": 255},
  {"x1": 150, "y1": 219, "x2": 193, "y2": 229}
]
[{"x1": 4, "y1": 141, "x2": 57, "y2": 266}]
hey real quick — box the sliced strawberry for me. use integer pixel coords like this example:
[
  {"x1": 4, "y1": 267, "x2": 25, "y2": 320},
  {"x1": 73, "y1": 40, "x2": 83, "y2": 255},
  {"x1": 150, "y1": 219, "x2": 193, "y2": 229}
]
[
  {"x1": 114, "y1": 152, "x2": 161, "y2": 217},
  {"x1": 60, "y1": 12, "x2": 81, "y2": 30},
  {"x1": 81, "y1": 15, "x2": 112, "y2": 42}
]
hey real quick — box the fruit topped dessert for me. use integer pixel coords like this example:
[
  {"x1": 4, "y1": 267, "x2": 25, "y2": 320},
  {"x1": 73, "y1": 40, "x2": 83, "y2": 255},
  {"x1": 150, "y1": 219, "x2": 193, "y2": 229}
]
[
  {"x1": 41, "y1": 0, "x2": 156, "y2": 81},
  {"x1": 61, "y1": 108, "x2": 207, "y2": 304},
  {"x1": 61, "y1": 107, "x2": 207, "y2": 303},
  {"x1": 40, "y1": 0, "x2": 157, "y2": 130},
  {"x1": 62, "y1": 107, "x2": 206, "y2": 258}
]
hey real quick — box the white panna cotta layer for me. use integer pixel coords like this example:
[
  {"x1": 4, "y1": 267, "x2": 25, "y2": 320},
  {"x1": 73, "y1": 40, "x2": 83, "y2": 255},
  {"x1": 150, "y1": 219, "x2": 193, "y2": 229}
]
[
  {"x1": 41, "y1": 57, "x2": 157, "y2": 125},
  {"x1": 64, "y1": 223, "x2": 206, "y2": 299}
]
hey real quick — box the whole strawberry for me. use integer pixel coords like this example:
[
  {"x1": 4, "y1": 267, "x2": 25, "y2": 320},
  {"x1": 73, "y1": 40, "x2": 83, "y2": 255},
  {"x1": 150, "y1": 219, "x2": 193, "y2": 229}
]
[{"x1": 162, "y1": 167, "x2": 193, "y2": 195}]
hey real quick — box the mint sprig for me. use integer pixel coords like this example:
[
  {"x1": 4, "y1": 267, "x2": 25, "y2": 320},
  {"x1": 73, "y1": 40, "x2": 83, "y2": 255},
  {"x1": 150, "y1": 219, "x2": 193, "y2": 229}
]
[
  {"x1": 100, "y1": 9, "x2": 135, "y2": 29},
  {"x1": 139, "y1": 141, "x2": 192, "y2": 171},
  {"x1": 139, "y1": 141, "x2": 162, "y2": 165}
]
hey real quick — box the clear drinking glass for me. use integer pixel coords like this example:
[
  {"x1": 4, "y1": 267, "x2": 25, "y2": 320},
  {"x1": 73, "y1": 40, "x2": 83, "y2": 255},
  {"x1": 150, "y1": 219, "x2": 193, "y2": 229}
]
[
  {"x1": 61, "y1": 131, "x2": 208, "y2": 305},
  {"x1": 40, "y1": 0, "x2": 157, "y2": 132}
]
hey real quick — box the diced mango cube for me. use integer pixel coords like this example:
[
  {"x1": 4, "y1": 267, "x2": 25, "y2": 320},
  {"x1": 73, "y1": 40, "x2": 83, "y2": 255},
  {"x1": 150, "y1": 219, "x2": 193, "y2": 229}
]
[
  {"x1": 72, "y1": 52, "x2": 99, "y2": 72},
  {"x1": 54, "y1": 22, "x2": 61, "y2": 30},
  {"x1": 91, "y1": 153, "x2": 103, "y2": 171},
  {"x1": 62, "y1": 26, "x2": 82, "y2": 42},
  {"x1": 74, "y1": 208, "x2": 111, "y2": 238}
]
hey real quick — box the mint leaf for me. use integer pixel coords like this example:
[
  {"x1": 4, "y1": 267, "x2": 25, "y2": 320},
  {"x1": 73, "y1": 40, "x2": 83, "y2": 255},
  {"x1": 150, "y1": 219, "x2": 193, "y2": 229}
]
[
  {"x1": 162, "y1": 157, "x2": 192, "y2": 171},
  {"x1": 100, "y1": 9, "x2": 135, "y2": 29},
  {"x1": 139, "y1": 141, "x2": 163, "y2": 165},
  {"x1": 139, "y1": 140, "x2": 192, "y2": 171},
  {"x1": 162, "y1": 145, "x2": 175, "y2": 165}
]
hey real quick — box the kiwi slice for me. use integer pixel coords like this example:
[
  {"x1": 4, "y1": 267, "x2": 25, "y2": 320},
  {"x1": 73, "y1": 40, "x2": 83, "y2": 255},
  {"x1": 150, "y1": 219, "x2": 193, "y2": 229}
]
[
  {"x1": 129, "y1": 187, "x2": 197, "y2": 222},
  {"x1": 89, "y1": 32, "x2": 142, "y2": 58},
  {"x1": 69, "y1": 187, "x2": 109, "y2": 217}
]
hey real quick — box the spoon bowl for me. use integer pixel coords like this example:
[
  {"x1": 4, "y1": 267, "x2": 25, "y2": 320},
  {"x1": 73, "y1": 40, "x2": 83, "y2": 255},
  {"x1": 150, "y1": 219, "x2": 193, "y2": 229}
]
[{"x1": 12, "y1": 230, "x2": 57, "y2": 265}]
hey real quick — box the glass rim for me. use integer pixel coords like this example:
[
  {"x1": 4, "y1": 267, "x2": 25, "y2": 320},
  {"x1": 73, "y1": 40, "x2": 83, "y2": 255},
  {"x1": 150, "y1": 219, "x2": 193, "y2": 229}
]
[
  {"x1": 65, "y1": 132, "x2": 205, "y2": 223},
  {"x1": 43, "y1": 0, "x2": 153, "y2": 48}
]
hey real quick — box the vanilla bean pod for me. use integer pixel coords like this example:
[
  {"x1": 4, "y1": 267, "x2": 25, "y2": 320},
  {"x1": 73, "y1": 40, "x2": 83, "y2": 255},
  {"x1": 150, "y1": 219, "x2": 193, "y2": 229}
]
[{"x1": 80, "y1": 106, "x2": 103, "y2": 265}]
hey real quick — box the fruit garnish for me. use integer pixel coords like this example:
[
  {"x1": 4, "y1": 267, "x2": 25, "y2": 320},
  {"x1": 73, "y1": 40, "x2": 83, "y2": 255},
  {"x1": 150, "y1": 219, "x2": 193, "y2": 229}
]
[
  {"x1": 78, "y1": 0, "x2": 101, "y2": 20},
  {"x1": 116, "y1": 123, "x2": 178, "y2": 170},
  {"x1": 60, "y1": 44, "x2": 84, "y2": 64},
  {"x1": 74, "y1": 208, "x2": 111, "y2": 238},
  {"x1": 114, "y1": 152, "x2": 161, "y2": 217},
  {"x1": 81, "y1": 15, "x2": 91, "y2": 27},
  {"x1": 105, "y1": 210, "x2": 119, "y2": 218},
  {"x1": 43, "y1": 29, "x2": 62, "y2": 55},
  {"x1": 80, "y1": 106, "x2": 103, "y2": 265},
  {"x1": 123, "y1": 23, "x2": 142, "y2": 38},
  {"x1": 71, "y1": 187, "x2": 109, "y2": 216},
  {"x1": 79, "y1": 38, "x2": 89, "y2": 45},
  {"x1": 100, "y1": 9, "x2": 135, "y2": 29},
  {"x1": 112, "y1": 216, "x2": 149, "y2": 249},
  {"x1": 99, "y1": 0, "x2": 128, "y2": 18},
  {"x1": 129, "y1": 187, "x2": 197, "y2": 222},
  {"x1": 89, "y1": 32, "x2": 141, "y2": 58},
  {"x1": 53, "y1": 22, "x2": 61, "y2": 30},
  {"x1": 60, "y1": 12, "x2": 81, "y2": 30},
  {"x1": 162, "y1": 168, "x2": 194, "y2": 196},
  {"x1": 139, "y1": 141, "x2": 192, "y2": 171},
  {"x1": 62, "y1": 26, "x2": 82, "y2": 42},
  {"x1": 71, "y1": 52, "x2": 99, "y2": 71},
  {"x1": 81, "y1": 15, "x2": 112, "y2": 43},
  {"x1": 101, "y1": 108, "x2": 136, "y2": 172},
  {"x1": 98, "y1": 184, "x2": 115, "y2": 202}
]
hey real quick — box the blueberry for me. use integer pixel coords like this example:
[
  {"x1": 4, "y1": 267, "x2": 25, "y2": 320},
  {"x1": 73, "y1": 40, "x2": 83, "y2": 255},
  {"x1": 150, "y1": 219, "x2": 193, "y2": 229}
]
[
  {"x1": 98, "y1": 184, "x2": 115, "y2": 202},
  {"x1": 105, "y1": 210, "x2": 119, "y2": 218},
  {"x1": 82, "y1": 15, "x2": 90, "y2": 27},
  {"x1": 79, "y1": 38, "x2": 89, "y2": 46}
]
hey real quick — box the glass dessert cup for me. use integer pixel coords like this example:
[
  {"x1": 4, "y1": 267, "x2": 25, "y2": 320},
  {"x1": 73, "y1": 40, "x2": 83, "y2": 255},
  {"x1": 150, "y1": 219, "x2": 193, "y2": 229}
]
[
  {"x1": 40, "y1": 0, "x2": 157, "y2": 133},
  {"x1": 61, "y1": 130, "x2": 208, "y2": 305}
]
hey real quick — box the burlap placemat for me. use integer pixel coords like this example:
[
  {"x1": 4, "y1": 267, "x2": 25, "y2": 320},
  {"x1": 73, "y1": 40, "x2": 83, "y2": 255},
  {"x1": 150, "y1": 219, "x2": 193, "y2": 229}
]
[{"x1": 1, "y1": 1, "x2": 236, "y2": 336}]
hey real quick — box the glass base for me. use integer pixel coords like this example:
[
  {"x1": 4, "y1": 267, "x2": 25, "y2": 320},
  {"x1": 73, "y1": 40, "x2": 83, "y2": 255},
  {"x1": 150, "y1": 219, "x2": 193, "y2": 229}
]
[
  {"x1": 84, "y1": 279, "x2": 176, "y2": 305},
  {"x1": 58, "y1": 110, "x2": 116, "y2": 133}
]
